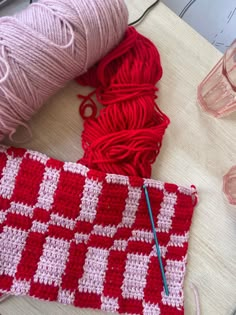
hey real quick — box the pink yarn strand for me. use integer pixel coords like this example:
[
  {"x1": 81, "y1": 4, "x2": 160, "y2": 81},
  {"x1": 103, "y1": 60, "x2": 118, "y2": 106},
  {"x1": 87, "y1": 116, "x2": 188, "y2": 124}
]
[
  {"x1": 31, "y1": 3, "x2": 75, "y2": 49},
  {"x1": 0, "y1": 47, "x2": 10, "y2": 84},
  {"x1": 190, "y1": 283, "x2": 201, "y2": 315}
]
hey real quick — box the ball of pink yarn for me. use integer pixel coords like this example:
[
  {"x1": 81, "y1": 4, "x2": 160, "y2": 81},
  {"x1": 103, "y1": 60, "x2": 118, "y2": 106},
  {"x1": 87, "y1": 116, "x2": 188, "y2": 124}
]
[{"x1": 0, "y1": 0, "x2": 128, "y2": 140}]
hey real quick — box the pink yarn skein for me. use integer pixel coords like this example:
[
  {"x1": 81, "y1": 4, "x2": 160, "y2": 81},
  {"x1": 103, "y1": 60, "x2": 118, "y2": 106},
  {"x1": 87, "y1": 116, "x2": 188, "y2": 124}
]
[{"x1": 0, "y1": 0, "x2": 128, "y2": 140}]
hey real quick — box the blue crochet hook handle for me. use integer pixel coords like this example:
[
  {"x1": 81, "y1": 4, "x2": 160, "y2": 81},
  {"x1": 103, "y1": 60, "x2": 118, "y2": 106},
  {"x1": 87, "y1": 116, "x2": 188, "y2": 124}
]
[{"x1": 143, "y1": 184, "x2": 169, "y2": 296}]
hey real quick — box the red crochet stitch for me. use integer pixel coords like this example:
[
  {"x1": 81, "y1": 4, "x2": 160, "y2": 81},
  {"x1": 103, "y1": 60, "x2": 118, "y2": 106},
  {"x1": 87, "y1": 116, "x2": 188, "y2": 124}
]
[{"x1": 0, "y1": 146, "x2": 196, "y2": 315}]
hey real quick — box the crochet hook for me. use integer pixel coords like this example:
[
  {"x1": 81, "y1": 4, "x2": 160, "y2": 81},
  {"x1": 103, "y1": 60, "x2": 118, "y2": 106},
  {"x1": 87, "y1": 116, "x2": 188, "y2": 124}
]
[{"x1": 143, "y1": 184, "x2": 169, "y2": 296}]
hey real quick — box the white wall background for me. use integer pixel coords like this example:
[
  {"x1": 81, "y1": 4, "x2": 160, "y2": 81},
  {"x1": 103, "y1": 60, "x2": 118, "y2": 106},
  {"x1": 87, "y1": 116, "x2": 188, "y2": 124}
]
[{"x1": 162, "y1": 0, "x2": 236, "y2": 52}]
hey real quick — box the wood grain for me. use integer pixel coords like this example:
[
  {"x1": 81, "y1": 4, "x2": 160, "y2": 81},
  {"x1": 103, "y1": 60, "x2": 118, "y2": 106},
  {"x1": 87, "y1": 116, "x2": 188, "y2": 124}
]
[{"x1": 1, "y1": 1, "x2": 236, "y2": 315}]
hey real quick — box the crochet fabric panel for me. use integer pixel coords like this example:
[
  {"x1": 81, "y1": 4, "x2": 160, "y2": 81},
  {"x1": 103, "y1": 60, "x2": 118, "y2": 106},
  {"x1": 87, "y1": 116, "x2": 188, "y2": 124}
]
[{"x1": 0, "y1": 146, "x2": 196, "y2": 315}]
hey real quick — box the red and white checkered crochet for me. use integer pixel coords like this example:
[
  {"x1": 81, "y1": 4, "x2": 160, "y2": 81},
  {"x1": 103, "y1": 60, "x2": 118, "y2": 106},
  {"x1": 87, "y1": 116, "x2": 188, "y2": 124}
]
[{"x1": 0, "y1": 146, "x2": 196, "y2": 315}]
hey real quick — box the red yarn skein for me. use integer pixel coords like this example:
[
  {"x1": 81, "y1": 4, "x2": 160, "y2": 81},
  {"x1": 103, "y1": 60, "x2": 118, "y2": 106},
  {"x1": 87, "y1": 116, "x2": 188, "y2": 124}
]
[{"x1": 77, "y1": 27, "x2": 170, "y2": 178}]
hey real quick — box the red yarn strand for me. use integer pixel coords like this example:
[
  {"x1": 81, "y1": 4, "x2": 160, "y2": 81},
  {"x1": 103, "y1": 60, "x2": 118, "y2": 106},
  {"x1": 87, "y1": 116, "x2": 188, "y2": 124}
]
[{"x1": 77, "y1": 27, "x2": 170, "y2": 178}]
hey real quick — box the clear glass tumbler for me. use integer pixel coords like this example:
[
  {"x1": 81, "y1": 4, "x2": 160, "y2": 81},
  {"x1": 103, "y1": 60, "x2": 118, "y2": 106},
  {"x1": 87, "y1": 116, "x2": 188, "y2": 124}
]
[{"x1": 198, "y1": 40, "x2": 236, "y2": 118}]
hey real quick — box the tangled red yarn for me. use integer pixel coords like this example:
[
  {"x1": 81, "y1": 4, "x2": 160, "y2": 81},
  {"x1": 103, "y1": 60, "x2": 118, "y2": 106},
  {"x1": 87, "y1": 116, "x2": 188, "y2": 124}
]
[{"x1": 76, "y1": 27, "x2": 170, "y2": 178}]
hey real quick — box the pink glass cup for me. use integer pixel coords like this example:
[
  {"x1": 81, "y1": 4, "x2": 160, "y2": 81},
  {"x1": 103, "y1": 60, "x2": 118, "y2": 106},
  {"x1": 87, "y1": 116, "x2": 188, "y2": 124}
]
[
  {"x1": 223, "y1": 166, "x2": 236, "y2": 205},
  {"x1": 198, "y1": 40, "x2": 236, "y2": 118}
]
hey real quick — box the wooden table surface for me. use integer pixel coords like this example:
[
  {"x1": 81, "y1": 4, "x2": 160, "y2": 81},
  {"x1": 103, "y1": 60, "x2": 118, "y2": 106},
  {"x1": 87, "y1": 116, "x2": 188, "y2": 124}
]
[{"x1": 1, "y1": 1, "x2": 236, "y2": 314}]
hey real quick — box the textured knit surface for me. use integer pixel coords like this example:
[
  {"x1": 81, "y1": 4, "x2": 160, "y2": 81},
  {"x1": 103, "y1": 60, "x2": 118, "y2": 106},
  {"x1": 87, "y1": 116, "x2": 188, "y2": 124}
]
[{"x1": 0, "y1": 146, "x2": 196, "y2": 315}]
